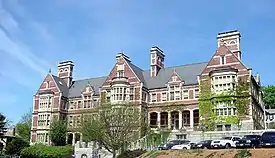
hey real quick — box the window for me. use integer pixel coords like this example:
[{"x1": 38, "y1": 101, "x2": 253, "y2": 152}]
[
  {"x1": 129, "y1": 88, "x2": 134, "y2": 100},
  {"x1": 212, "y1": 75, "x2": 236, "y2": 93},
  {"x1": 117, "y1": 70, "x2": 124, "y2": 77},
  {"x1": 39, "y1": 95, "x2": 53, "y2": 109},
  {"x1": 220, "y1": 56, "x2": 225, "y2": 65},
  {"x1": 83, "y1": 94, "x2": 93, "y2": 108},
  {"x1": 217, "y1": 125, "x2": 223, "y2": 131},
  {"x1": 38, "y1": 114, "x2": 51, "y2": 127},
  {"x1": 183, "y1": 90, "x2": 188, "y2": 99},
  {"x1": 194, "y1": 89, "x2": 199, "y2": 98},
  {"x1": 151, "y1": 93, "x2": 156, "y2": 102},
  {"x1": 172, "y1": 76, "x2": 177, "y2": 82},
  {"x1": 112, "y1": 87, "x2": 127, "y2": 101},
  {"x1": 225, "y1": 124, "x2": 231, "y2": 131},
  {"x1": 215, "y1": 101, "x2": 237, "y2": 116},
  {"x1": 46, "y1": 81, "x2": 50, "y2": 88},
  {"x1": 162, "y1": 92, "x2": 167, "y2": 101},
  {"x1": 170, "y1": 85, "x2": 181, "y2": 101}
]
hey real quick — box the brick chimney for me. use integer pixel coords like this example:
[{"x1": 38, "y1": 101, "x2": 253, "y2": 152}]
[
  {"x1": 150, "y1": 46, "x2": 165, "y2": 77},
  {"x1": 217, "y1": 30, "x2": 242, "y2": 60},
  {"x1": 58, "y1": 61, "x2": 74, "y2": 87}
]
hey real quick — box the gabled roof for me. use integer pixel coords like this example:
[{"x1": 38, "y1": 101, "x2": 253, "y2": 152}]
[
  {"x1": 68, "y1": 76, "x2": 106, "y2": 98},
  {"x1": 52, "y1": 75, "x2": 69, "y2": 96},
  {"x1": 64, "y1": 62, "x2": 207, "y2": 98},
  {"x1": 143, "y1": 62, "x2": 207, "y2": 89}
]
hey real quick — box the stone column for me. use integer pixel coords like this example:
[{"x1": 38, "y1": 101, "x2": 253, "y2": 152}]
[
  {"x1": 190, "y1": 110, "x2": 194, "y2": 128},
  {"x1": 72, "y1": 133, "x2": 76, "y2": 146},
  {"x1": 179, "y1": 111, "x2": 182, "y2": 129},
  {"x1": 168, "y1": 112, "x2": 171, "y2": 129},
  {"x1": 157, "y1": 112, "x2": 161, "y2": 128}
]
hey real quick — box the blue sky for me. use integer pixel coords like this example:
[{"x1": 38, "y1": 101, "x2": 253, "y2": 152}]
[{"x1": 0, "y1": 0, "x2": 274, "y2": 124}]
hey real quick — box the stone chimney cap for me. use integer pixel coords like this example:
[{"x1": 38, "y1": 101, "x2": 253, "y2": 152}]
[
  {"x1": 150, "y1": 46, "x2": 165, "y2": 57},
  {"x1": 116, "y1": 52, "x2": 131, "y2": 62},
  {"x1": 217, "y1": 30, "x2": 241, "y2": 38},
  {"x1": 58, "y1": 60, "x2": 74, "y2": 67}
]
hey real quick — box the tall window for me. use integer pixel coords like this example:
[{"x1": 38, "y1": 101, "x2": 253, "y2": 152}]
[
  {"x1": 183, "y1": 90, "x2": 188, "y2": 99},
  {"x1": 194, "y1": 89, "x2": 199, "y2": 98},
  {"x1": 162, "y1": 92, "x2": 167, "y2": 101},
  {"x1": 129, "y1": 88, "x2": 134, "y2": 100},
  {"x1": 39, "y1": 95, "x2": 53, "y2": 109},
  {"x1": 83, "y1": 94, "x2": 92, "y2": 108},
  {"x1": 170, "y1": 85, "x2": 181, "y2": 101},
  {"x1": 220, "y1": 56, "x2": 225, "y2": 65},
  {"x1": 151, "y1": 93, "x2": 156, "y2": 102}
]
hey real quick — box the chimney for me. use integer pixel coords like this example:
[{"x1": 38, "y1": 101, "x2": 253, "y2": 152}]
[
  {"x1": 150, "y1": 46, "x2": 165, "y2": 77},
  {"x1": 58, "y1": 61, "x2": 74, "y2": 87},
  {"x1": 116, "y1": 52, "x2": 131, "y2": 62},
  {"x1": 217, "y1": 30, "x2": 242, "y2": 60}
]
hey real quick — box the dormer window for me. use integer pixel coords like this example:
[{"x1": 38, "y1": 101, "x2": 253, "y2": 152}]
[{"x1": 220, "y1": 56, "x2": 225, "y2": 65}]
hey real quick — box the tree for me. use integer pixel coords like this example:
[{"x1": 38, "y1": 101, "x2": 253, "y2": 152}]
[
  {"x1": 0, "y1": 113, "x2": 7, "y2": 140},
  {"x1": 5, "y1": 137, "x2": 29, "y2": 156},
  {"x1": 49, "y1": 119, "x2": 67, "y2": 146},
  {"x1": 262, "y1": 85, "x2": 275, "y2": 108},
  {"x1": 16, "y1": 109, "x2": 32, "y2": 142},
  {"x1": 79, "y1": 103, "x2": 142, "y2": 158}
]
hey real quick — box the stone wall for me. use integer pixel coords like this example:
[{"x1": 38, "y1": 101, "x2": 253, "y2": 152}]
[{"x1": 170, "y1": 129, "x2": 275, "y2": 143}]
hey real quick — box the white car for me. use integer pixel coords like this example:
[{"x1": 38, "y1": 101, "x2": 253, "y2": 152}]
[
  {"x1": 211, "y1": 136, "x2": 241, "y2": 149},
  {"x1": 171, "y1": 142, "x2": 196, "y2": 150}
]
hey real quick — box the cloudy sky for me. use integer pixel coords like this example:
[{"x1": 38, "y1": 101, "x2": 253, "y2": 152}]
[{"x1": 0, "y1": 0, "x2": 274, "y2": 123}]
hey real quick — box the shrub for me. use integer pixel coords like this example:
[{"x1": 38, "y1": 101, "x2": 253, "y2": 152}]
[
  {"x1": 117, "y1": 149, "x2": 147, "y2": 158},
  {"x1": 20, "y1": 144, "x2": 73, "y2": 158},
  {"x1": 5, "y1": 137, "x2": 29, "y2": 156}
]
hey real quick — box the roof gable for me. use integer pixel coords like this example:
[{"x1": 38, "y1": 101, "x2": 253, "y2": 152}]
[
  {"x1": 167, "y1": 69, "x2": 183, "y2": 84},
  {"x1": 36, "y1": 74, "x2": 61, "y2": 95}
]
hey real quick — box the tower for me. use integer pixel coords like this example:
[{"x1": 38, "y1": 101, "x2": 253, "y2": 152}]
[
  {"x1": 150, "y1": 46, "x2": 165, "y2": 77},
  {"x1": 58, "y1": 61, "x2": 74, "y2": 87},
  {"x1": 217, "y1": 30, "x2": 242, "y2": 60}
]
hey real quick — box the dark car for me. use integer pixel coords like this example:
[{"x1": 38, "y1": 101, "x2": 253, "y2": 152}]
[
  {"x1": 158, "y1": 140, "x2": 190, "y2": 150},
  {"x1": 195, "y1": 140, "x2": 212, "y2": 149},
  {"x1": 260, "y1": 131, "x2": 275, "y2": 147},
  {"x1": 235, "y1": 135, "x2": 261, "y2": 148}
]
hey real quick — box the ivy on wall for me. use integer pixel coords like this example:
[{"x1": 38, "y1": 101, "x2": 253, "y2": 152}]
[
  {"x1": 199, "y1": 76, "x2": 250, "y2": 131},
  {"x1": 139, "y1": 128, "x2": 171, "y2": 150}
]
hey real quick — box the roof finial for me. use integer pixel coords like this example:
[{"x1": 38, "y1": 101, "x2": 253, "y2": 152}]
[{"x1": 48, "y1": 68, "x2": 51, "y2": 74}]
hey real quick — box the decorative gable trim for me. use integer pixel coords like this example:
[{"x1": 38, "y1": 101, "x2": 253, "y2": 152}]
[{"x1": 166, "y1": 69, "x2": 183, "y2": 84}]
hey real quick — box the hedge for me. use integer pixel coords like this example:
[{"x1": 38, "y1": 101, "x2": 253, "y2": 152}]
[{"x1": 20, "y1": 144, "x2": 73, "y2": 158}]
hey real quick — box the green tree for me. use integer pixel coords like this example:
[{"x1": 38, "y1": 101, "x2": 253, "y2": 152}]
[
  {"x1": 0, "y1": 113, "x2": 7, "y2": 140},
  {"x1": 262, "y1": 85, "x2": 275, "y2": 108},
  {"x1": 5, "y1": 137, "x2": 29, "y2": 156},
  {"x1": 16, "y1": 109, "x2": 32, "y2": 142},
  {"x1": 49, "y1": 119, "x2": 67, "y2": 146},
  {"x1": 79, "y1": 103, "x2": 142, "y2": 158}
]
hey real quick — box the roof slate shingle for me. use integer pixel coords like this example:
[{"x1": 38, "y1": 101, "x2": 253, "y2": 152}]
[{"x1": 65, "y1": 62, "x2": 207, "y2": 98}]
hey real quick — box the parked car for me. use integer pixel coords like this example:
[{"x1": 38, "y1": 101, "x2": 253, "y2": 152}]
[
  {"x1": 260, "y1": 131, "x2": 275, "y2": 147},
  {"x1": 211, "y1": 136, "x2": 241, "y2": 149},
  {"x1": 158, "y1": 140, "x2": 190, "y2": 150},
  {"x1": 195, "y1": 140, "x2": 213, "y2": 149},
  {"x1": 171, "y1": 142, "x2": 197, "y2": 150},
  {"x1": 235, "y1": 135, "x2": 261, "y2": 148}
]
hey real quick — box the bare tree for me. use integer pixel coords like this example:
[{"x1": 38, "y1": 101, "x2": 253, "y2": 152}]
[{"x1": 79, "y1": 103, "x2": 142, "y2": 158}]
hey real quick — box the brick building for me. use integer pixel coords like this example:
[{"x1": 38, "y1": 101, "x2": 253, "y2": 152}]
[{"x1": 31, "y1": 30, "x2": 265, "y2": 145}]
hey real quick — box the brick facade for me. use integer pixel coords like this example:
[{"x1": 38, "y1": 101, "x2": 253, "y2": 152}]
[{"x1": 31, "y1": 30, "x2": 265, "y2": 145}]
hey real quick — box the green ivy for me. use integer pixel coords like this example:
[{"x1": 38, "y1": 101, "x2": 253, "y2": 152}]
[
  {"x1": 139, "y1": 129, "x2": 171, "y2": 150},
  {"x1": 199, "y1": 77, "x2": 250, "y2": 131}
]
